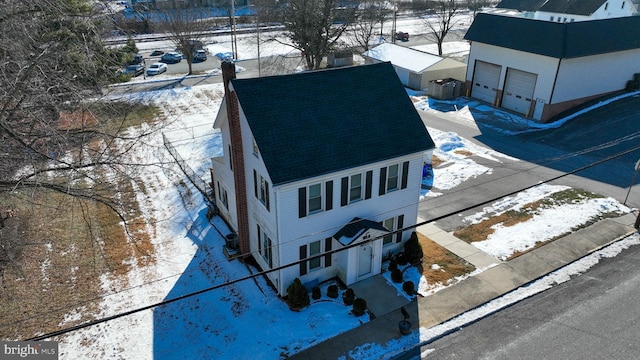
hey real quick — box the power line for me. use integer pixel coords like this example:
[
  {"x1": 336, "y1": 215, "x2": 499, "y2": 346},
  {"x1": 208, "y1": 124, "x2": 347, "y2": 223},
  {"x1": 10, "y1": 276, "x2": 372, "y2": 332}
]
[{"x1": 27, "y1": 141, "x2": 640, "y2": 341}]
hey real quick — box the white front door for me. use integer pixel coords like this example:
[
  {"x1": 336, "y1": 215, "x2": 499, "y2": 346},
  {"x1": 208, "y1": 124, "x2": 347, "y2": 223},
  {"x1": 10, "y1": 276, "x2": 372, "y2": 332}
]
[{"x1": 357, "y1": 244, "x2": 373, "y2": 279}]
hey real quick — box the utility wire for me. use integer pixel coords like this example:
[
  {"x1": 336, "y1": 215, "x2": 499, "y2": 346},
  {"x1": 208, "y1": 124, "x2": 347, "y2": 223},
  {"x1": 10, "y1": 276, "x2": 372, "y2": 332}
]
[{"x1": 27, "y1": 141, "x2": 640, "y2": 341}]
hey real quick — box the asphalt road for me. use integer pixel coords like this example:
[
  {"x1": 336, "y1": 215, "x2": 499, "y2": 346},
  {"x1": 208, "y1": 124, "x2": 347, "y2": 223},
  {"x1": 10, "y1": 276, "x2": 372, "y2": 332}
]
[
  {"x1": 394, "y1": 236, "x2": 640, "y2": 360},
  {"x1": 417, "y1": 103, "x2": 640, "y2": 232}
]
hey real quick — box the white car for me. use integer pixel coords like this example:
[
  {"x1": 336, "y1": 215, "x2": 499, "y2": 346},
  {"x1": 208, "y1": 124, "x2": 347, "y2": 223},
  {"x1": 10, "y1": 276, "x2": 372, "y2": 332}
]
[{"x1": 146, "y1": 62, "x2": 168, "y2": 76}]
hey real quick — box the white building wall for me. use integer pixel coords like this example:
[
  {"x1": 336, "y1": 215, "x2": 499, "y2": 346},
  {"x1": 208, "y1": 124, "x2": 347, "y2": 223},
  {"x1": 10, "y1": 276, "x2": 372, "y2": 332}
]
[
  {"x1": 534, "y1": 11, "x2": 588, "y2": 22},
  {"x1": 211, "y1": 101, "x2": 239, "y2": 232},
  {"x1": 467, "y1": 42, "x2": 559, "y2": 104},
  {"x1": 273, "y1": 151, "x2": 429, "y2": 295},
  {"x1": 535, "y1": 0, "x2": 636, "y2": 21},
  {"x1": 552, "y1": 49, "x2": 640, "y2": 103},
  {"x1": 235, "y1": 104, "x2": 282, "y2": 289},
  {"x1": 591, "y1": 0, "x2": 637, "y2": 19}
]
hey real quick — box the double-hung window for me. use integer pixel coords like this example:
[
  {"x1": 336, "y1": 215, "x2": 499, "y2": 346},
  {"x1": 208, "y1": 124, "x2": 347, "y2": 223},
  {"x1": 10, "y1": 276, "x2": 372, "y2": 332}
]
[
  {"x1": 308, "y1": 184, "x2": 322, "y2": 213},
  {"x1": 299, "y1": 238, "x2": 333, "y2": 276},
  {"x1": 381, "y1": 215, "x2": 405, "y2": 245},
  {"x1": 257, "y1": 224, "x2": 273, "y2": 268},
  {"x1": 379, "y1": 161, "x2": 409, "y2": 196},
  {"x1": 298, "y1": 181, "x2": 333, "y2": 218},
  {"x1": 340, "y1": 171, "x2": 372, "y2": 206},
  {"x1": 386, "y1": 164, "x2": 399, "y2": 192},
  {"x1": 253, "y1": 170, "x2": 270, "y2": 211},
  {"x1": 349, "y1": 174, "x2": 363, "y2": 202}
]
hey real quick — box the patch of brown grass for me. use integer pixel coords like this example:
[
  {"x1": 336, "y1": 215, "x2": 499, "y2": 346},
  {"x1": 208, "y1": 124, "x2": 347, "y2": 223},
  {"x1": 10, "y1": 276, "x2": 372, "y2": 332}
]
[
  {"x1": 0, "y1": 177, "x2": 156, "y2": 339},
  {"x1": 431, "y1": 155, "x2": 445, "y2": 168},
  {"x1": 453, "y1": 149, "x2": 474, "y2": 157},
  {"x1": 416, "y1": 232, "x2": 475, "y2": 286},
  {"x1": 453, "y1": 209, "x2": 533, "y2": 243}
]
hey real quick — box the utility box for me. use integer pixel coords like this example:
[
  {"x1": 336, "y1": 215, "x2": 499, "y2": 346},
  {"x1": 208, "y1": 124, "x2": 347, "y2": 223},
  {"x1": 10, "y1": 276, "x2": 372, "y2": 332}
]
[
  {"x1": 327, "y1": 51, "x2": 354, "y2": 67},
  {"x1": 428, "y1": 78, "x2": 462, "y2": 100}
]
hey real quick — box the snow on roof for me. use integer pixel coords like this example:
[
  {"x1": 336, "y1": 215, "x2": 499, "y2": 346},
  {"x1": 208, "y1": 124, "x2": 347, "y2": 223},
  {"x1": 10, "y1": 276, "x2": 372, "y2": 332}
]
[{"x1": 363, "y1": 43, "x2": 444, "y2": 73}]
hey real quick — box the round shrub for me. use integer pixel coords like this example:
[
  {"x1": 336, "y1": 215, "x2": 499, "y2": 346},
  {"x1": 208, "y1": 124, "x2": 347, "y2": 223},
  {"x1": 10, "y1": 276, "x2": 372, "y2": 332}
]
[
  {"x1": 391, "y1": 268, "x2": 403, "y2": 283},
  {"x1": 327, "y1": 284, "x2": 339, "y2": 299},
  {"x1": 402, "y1": 281, "x2": 415, "y2": 296},
  {"x1": 342, "y1": 288, "x2": 355, "y2": 306},
  {"x1": 396, "y1": 252, "x2": 408, "y2": 266},
  {"x1": 311, "y1": 286, "x2": 321, "y2": 300},
  {"x1": 404, "y1": 232, "x2": 424, "y2": 265},
  {"x1": 286, "y1": 278, "x2": 310, "y2": 310},
  {"x1": 352, "y1": 298, "x2": 367, "y2": 316},
  {"x1": 388, "y1": 259, "x2": 398, "y2": 272}
]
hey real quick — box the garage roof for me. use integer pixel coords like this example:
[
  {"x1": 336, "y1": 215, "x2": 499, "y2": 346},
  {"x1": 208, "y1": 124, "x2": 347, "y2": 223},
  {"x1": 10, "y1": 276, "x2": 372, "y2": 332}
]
[
  {"x1": 363, "y1": 43, "x2": 444, "y2": 73},
  {"x1": 464, "y1": 13, "x2": 640, "y2": 58}
]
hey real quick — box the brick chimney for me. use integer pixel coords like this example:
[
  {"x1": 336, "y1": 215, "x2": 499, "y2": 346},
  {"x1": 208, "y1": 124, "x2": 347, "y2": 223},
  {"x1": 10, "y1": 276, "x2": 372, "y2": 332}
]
[{"x1": 222, "y1": 60, "x2": 250, "y2": 256}]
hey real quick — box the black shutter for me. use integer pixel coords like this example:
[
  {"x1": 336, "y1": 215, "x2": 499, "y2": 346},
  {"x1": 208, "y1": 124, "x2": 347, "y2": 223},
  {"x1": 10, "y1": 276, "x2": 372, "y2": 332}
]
[
  {"x1": 299, "y1": 245, "x2": 307, "y2": 276},
  {"x1": 365, "y1": 171, "x2": 372, "y2": 199},
  {"x1": 325, "y1": 181, "x2": 333, "y2": 211},
  {"x1": 298, "y1": 187, "x2": 306, "y2": 218},
  {"x1": 253, "y1": 170, "x2": 258, "y2": 198},
  {"x1": 265, "y1": 181, "x2": 270, "y2": 211},
  {"x1": 340, "y1": 177, "x2": 348, "y2": 206},
  {"x1": 379, "y1": 167, "x2": 387, "y2": 195},
  {"x1": 257, "y1": 224, "x2": 261, "y2": 253},
  {"x1": 401, "y1": 161, "x2": 409, "y2": 189},
  {"x1": 324, "y1": 238, "x2": 332, "y2": 267},
  {"x1": 396, "y1": 215, "x2": 404, "y2": 243}
]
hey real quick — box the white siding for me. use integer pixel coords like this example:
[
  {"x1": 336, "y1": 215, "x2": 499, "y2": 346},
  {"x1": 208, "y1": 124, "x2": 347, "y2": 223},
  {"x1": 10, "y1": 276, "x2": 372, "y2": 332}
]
[
  {"x1": 467, "y1": 42, "x2": 559, "y2": 106},
  {"x1": 273, "y1": 152, "x2": 428, "y2": 295},
  {"x1": 211, "y1": 103, "x2": 238, "y2": 231},
  {"x1": 553, "y1": 48, "x2": 640, "y2": 103}
]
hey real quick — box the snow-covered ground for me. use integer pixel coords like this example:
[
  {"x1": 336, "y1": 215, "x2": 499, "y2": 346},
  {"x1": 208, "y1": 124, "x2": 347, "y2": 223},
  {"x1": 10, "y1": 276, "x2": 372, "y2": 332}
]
[{"x1": 56, "y1": 17, "x2": 639, "y2": 359}]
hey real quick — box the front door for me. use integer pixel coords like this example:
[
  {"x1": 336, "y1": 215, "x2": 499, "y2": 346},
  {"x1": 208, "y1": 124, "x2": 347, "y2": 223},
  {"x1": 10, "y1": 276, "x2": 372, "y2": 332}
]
[{"x1": 357, "y1": 244, "x2": 373, "y2": 278}]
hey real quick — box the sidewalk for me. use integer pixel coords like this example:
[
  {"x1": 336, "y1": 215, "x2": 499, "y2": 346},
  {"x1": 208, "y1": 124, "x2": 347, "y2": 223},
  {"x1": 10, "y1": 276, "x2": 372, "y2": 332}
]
[{"x1": 289, "y1": 213, "x2": 638, "y2": 360}]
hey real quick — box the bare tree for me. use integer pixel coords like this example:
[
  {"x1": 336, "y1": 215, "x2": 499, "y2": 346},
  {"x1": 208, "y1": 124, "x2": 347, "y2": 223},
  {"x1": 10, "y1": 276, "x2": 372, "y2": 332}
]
[
  {"x1": 467, "y1": 0, "x2": 491, "y2": 17},
  {"x1": 420, "y1": 0, "x2": 462, "y2": 56},
  {"x1": 158, "y1": 8, "x2": 211, "y2": 74},
  {"x1": 349, "y1": 0, "x2": 391, "y2": 51},
  {"x1": 0, "y1": 0, "x2": 160, "y2": 260},
  {"x1": 281, "y1": 0, "x2": 357, "y2": 70}
]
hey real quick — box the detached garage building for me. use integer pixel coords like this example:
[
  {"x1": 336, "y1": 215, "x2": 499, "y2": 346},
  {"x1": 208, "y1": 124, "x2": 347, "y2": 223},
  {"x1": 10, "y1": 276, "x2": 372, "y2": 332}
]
[
  {"x1": 363, "y1": 43, "x2": 466, "y2": 91},
  {"x1": 464, "y1": 13, "x2": 640, "y2": 122}
]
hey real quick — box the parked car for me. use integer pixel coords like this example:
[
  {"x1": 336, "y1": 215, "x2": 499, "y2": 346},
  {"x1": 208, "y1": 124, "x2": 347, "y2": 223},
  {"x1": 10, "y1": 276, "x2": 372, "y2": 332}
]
[
  {"x1": 132, "y1": 53, "x2": 145, "y2": 65},
  {"x1": 150, "y1": 50, "x2": 165, "y2": 57},
  {"x1": 160, "y1": 52, "x2": 182, "y2": 64},
  {"x1": 193, "y1": 49, "x2": 207, "y2": 62},
  {"x1": 122, "y1": 64, "x2": 145, "y2": 77},
  {"x1": 146, "y1": 62, "x2": 168, "y2": 76},
  {"x1": 396, "y1": 31, "x2": 409, "y2": 41}
]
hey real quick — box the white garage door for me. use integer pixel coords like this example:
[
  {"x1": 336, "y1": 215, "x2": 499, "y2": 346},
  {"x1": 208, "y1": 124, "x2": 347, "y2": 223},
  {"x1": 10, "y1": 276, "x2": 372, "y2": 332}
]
[
  {"x1": 502, "y1": 68, "x2": 537, "y2": 116},
  {"x1": 471, "y1": 61, "x2": 501, "y2": 104}
]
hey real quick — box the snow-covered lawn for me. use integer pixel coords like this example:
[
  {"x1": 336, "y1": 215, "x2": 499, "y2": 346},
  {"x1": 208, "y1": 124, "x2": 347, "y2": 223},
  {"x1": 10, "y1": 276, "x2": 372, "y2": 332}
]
[
  {"x1": 55, "y1": 78, "x2": 637, "y2": 359},
  {"x1": 55, "y1": 20, "x2": 640, "y2": 356}
]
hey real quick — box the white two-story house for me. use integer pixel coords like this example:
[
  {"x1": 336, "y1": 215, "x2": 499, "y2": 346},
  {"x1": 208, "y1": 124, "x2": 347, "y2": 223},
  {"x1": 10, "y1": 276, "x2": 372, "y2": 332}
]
[{"x1": 210, "y1": 61, "x2": 435, "y2": 296}]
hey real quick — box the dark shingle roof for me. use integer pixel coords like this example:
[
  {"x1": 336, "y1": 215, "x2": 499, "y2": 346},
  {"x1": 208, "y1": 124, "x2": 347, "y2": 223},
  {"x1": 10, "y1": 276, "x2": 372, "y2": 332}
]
[
  {"x1": 496, "y1": 0, "x2": 547, "y2": 11},
  {"x1": 333, "y1": 217, "x2": 389, "y2": 245},
  {"x1": 464, "y1": 13, "x2": 640, "y2": 58},
  {"x1": 539, "y1": 0, "x2": 605, "y2": 16},
  {"x1": 230, "y1": 62, "x2": 435, "y2": 185}
]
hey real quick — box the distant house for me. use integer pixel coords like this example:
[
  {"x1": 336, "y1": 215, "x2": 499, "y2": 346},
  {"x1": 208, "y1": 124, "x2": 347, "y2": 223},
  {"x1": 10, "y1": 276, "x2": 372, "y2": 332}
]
[
  {"x1": 463, "y1": 13, "x2": 640, "y2": 122},
  {"x1": 362, "y1": 43, "x2": 467, "y2": 91},
  {"x1": 210, "y1": 62, "x2": 435, "y2": 296},
  {"x1": 534, "y1": 0, "x2": 637, "y2": 22},
  {"x1": 496, "y1": 0, "x2": 639, "y2": 21}
]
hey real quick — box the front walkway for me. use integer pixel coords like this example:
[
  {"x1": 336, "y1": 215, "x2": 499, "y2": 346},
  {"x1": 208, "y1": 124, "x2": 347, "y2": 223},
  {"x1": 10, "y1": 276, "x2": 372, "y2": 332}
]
[{"x1": 349, "y1": 275, "x2": 410, "y2": 318}]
